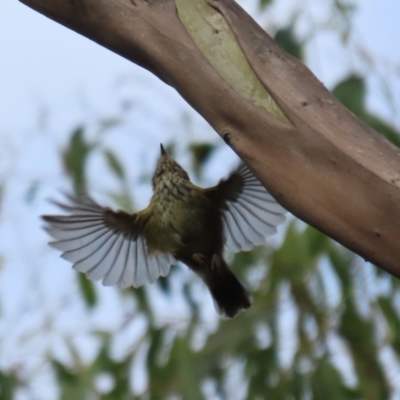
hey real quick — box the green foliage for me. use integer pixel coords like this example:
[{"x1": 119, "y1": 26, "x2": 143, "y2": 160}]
[
  {"x1": 339, "y1": 302, "x2": 388, "y2": 400},
  {"x1": 52, "y1": 360, "x2": 88, "y2": 400},
  {"x1": 0, "y1": 371, "x2": 18, "y2": 400},
  {"x1": 50, "y1": 128, "x2": 400, "y2": 399},
  {"x1": 64, "y1": 126, "x2": 94, "y2": 195},
  {"x1": 311, "y1": 358, "x2": 360, "y2": 400},
  {"x1": 378, "y1": 296, "x2": 400, "y2": 355},
  {"x1": 190, "y1": 142, "x2": 216, "y2": 178},
  {"x1": 332, "y1": 75, "x2": 400, "y2": 146},
  {"x1": 78, "y1": 273, "x2": 97, "y2": 308},
  {"x1": 258, "y1": 0, "x2": 273, "y2": 11},
  {"x1": 332, "y1": 75, "x2": 366, "y2": 116},
  {"x1": 3, "y1": 2, "x2": 400, "y2": 400},
  {"x1": 104, "y1": 147, "x2": 135, "y2": 213},
  {"x1": 274, "y1": 27, "x2": 304, "y2": 60},
  {"x1": 104, "y1": 150, "x2": 125, "y2": 180}
]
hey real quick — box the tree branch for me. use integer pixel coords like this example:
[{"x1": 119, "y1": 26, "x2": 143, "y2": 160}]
[{"x1": 20, "y1": 0, "x2": 400, "y2": 276}]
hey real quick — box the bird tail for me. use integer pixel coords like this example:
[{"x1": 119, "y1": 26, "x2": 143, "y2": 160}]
[{"x1": 201, "y1": 258, "x2": 251, "y2": 318}]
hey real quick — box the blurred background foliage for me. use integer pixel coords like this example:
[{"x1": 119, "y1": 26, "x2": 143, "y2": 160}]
[{"x1": 1, "y1": 0, "x2": 400, "y2": 399}]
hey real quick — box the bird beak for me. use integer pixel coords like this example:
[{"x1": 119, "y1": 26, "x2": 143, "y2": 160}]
[{"x1": 160, "y1": 143, "x2": 166, "y2": 156}]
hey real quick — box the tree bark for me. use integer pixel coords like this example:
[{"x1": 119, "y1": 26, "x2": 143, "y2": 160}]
[{"x1": 20, "y1": 0, "x2": 400, "y2": 275}]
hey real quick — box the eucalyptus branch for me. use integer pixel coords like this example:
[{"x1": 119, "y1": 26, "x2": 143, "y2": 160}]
[{"x1": 20, "y1": 0, "x2": 400, "y2": 276}]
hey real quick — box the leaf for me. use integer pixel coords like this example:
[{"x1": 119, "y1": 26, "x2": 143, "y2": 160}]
[
  {"x1": 246, "y1": 347, "x2": 278, "y2": 398},
  {"x1": 311, "y1": 358, "x2": 360, "y2": 399},
  {"x1": 364, "y1": 113, "x2": 400, "y2": 147},
  {"x1": 332, "y1": 76, "x2": 400, "y2": 146},
  {"x1": 52, "y1": 361, "x2": 87, "y2": 400},
  {"x1": 173, "y1": 337, "x2": 203, "y2": 400},
  {"x1": 332, "y1": 75, "x2": 366, "y2": 117},
  {"x1": 258, "y1": 0, "x2": 273, "y2": 10},
  {"x1": 63, "y1": 127, "x2": 93, "y2": 195},
  {"x1": 77, "y1": 274, "x2": 97, "y2": 308},
  {"x1": 156, "y1": 275, "x2": 171, "y2": 295},
  {"x1": 328, "y1": 245, "x2": 353, "y2": 298},
  {"x1": 377, "y1": 296, "x2": 400, "y2": 355},
  {"x1": 339, "y1": 303, "x2": 388, "y2": 400},
  {"x1": 271, "y1": 221, "x2": 317, "y2": 282},
  {"x1": 52, "y1": 360, "x2": 76, "y2": 384},
  {"x1": 304, "y1": 226, "x2": 330, "y2": 257},
  {"x1": 274, "y1": 27, "x2": 303, "y2": 60},
  {"x1": 189, "y1": 142, "x2": 215, "y2": 177},
  {"x1": 0, "y1": 371, "x2": 17, "y2": 400},
  {"x1": 147, "y1": 328, "x2": 176, "y2": 396},
  {"x1": 104, "y1": 150, "x2": 125, "y2": 180},
  {"x1": 128, "y1": 286, "x2": 151, "y2": 316},
  {"x1": 231, "y1": 247, "x2": 262, "y2": 275}
]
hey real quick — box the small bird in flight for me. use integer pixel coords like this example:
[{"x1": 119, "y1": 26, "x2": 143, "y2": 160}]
[{"x1": 43, "y1": 145, "x2": 286, "y2": 318}]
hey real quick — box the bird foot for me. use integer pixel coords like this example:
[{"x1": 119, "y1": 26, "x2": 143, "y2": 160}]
[
  {"x1": 192, "y1": 253, "x2": 222, "y2": 273},
  {"x1": 211, "y1": 254, "x2": 222, "y2": 271},
  {"x1": 192, "y1": 253, "x2": 208, "y2": 264}
]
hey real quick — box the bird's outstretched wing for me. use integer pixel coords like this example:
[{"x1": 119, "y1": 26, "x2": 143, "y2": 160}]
[
  {"x1": 42, "y1": 196, "x2": 174, "y2": 288},
  {"x1": 203, "y1": 164, "x2": 287, "y2": 252}
]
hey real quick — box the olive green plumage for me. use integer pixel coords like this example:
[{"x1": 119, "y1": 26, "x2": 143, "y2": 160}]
[{"x1": 43, "y1": 144, "x2": 287, "y2": 318}]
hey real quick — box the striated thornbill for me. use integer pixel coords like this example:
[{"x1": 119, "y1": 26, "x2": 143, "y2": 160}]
[{"x1": 43, "y1": 145, "x2": 286, "y2": 318}]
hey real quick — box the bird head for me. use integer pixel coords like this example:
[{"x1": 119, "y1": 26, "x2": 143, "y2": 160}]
[{"x1": 152, "y1": 144, "x2": 190, "y2": 189}]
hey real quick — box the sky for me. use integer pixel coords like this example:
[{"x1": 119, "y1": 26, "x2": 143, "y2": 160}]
[
  {"x1": 1, "y1": 0, "x2": 400, "y2": 398},
  {"x1": 1, "y1": 0, "x2": 399, "y2": 135}
]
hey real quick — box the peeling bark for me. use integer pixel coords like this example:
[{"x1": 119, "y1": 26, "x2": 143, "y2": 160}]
[{"x1": 20, "y1": 0, "x2": 400, "y2": 275}]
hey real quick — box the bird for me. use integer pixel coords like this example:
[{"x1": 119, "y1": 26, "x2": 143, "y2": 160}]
[{"x1": 42, "y1": 144, "x2": 286, "y2": 318}]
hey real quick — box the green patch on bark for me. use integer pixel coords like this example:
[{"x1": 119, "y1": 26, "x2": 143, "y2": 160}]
[{"x1": 175, "y1": 0, "x2": 289, "y2": 124}]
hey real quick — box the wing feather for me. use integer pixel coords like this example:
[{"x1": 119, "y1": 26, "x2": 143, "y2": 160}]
[
  {"x1": 227, "y1": 204, "x2": 254, "y2": 250},
  {"x1": 136, "y1": 236, "x2": 149, "y2": 287},
  {"x1": 45, "y1": 224, "x2": 106, "y2": 242},
  {"x1": 229, "y1": 201, "x2": 266, "y2": 244},
  {"x1": 204, "y1": 163, "x2": 287, "y2": 252},
  {"x1": 103, "y1": 237, "x2": 130, "y2": 286},
  {"x1": 86, "y1": 233, "x2": 124, "y2": 280},
  {"x1": 223, "y1": 213, "x2": 241, "y2": 252},
  {"x1": 70, "y1": 231, "x2": 115, "y2": 272},
  {"x1": 118, "y1": 238, "x2": 136, "y2": 289},
  {"x1": 42, "y1": 196, "x2": 174, "y2": 288}
]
